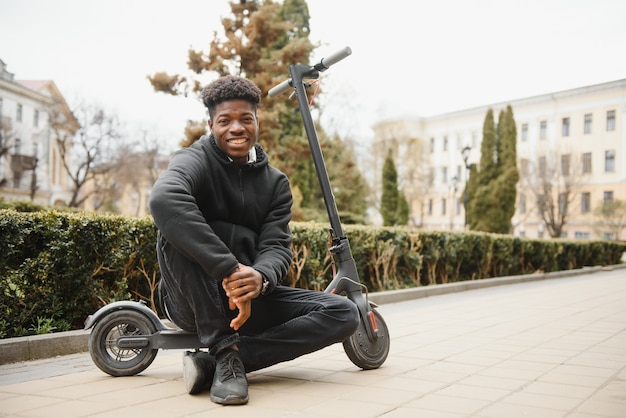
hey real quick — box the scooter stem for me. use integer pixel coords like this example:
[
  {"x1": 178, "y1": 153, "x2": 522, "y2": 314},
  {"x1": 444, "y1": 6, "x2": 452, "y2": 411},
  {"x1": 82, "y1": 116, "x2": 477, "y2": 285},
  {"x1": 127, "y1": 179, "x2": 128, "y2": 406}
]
[
  {"x1": 288, "y1": 64, "x2": 378, "y2": 341},
  {"x1": 289, "y1": 64, "x2": 344, "y2": 238}
]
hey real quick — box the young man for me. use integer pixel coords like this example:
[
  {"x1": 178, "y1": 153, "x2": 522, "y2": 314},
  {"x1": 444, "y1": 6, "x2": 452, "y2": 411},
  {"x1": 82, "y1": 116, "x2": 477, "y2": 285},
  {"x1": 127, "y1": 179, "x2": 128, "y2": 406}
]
[{"x1": 149, "y1": 76, "x2": 359, "y2": 405}]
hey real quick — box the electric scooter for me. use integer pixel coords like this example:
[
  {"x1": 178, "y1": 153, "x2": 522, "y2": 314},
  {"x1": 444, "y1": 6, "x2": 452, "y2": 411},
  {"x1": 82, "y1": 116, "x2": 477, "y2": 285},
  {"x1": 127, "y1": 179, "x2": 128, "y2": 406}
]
[{"x1": 84, "y1": 47, "x2": 390, "y2": 377}]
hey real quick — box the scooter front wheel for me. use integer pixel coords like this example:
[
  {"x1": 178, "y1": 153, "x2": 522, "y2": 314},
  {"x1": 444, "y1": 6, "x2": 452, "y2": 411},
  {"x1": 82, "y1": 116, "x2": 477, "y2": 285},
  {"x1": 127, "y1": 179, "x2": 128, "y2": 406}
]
[
  {"x1": 343, "y1": 308, "x2": 390, "y2": 370},
  {"x1": 89, "y1": 310, "x2": 158, "y2": 376}
]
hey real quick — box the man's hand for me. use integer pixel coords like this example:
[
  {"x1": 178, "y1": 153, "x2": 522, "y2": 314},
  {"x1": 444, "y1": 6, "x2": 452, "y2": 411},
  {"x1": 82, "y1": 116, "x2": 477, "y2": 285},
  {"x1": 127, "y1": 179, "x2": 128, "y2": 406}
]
[{"x1": 222, "y1": 264, "x2": 263, "y2": 330}]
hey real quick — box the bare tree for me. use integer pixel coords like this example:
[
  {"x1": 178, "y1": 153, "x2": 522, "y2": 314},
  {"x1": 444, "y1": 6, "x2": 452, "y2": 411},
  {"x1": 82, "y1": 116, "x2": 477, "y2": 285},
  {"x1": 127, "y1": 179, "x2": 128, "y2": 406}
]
[
  {"x1": 53, "y1": 101, "x2": 123, "y2": 208},
  {"x1": 112, "y1": 135, "x2": 161, "y2": 216},
  {"x1": 521, "y1": 148, "x2": 585, "y2": 238},
  {"x1": 372, "y1": 121, "x2": 431, "y2": 226},
  {"x1": 593, "y1": 199, "x2": 626, "y2": 241},
  {"x1": 0, "y1": 116, "x2": 17, "y2": 189},
  {"x1": 87, "y1": 130, "x2": 167, "y2": 216}
]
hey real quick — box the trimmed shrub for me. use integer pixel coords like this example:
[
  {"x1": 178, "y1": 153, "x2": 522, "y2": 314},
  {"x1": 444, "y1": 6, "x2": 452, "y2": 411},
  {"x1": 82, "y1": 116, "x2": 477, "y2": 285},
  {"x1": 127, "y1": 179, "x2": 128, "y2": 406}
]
[{"x1": 1, "y1": 209, "x2": 624, "y2": 338}]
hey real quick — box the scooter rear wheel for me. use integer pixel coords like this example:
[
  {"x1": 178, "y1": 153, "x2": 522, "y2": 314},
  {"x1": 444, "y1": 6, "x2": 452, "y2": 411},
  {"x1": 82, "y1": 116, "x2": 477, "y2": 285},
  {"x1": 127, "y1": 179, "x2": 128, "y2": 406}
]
[
  {"x1": 89, "y1": 310, "x2": 158, "y2": 376},
  {"x1": 343, "y1": 308, "x2": 390, "y2": 370}
]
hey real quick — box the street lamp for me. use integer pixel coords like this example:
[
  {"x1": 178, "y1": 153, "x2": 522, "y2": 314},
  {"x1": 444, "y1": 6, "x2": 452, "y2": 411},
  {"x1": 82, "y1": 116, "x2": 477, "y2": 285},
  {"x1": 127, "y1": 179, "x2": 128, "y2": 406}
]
[
  {"x1": 461, "y1": 146, "x2": 472, "y2": 229},
  {"x1": 450, "y1": 175, "x2": 458, "y2": 231}
]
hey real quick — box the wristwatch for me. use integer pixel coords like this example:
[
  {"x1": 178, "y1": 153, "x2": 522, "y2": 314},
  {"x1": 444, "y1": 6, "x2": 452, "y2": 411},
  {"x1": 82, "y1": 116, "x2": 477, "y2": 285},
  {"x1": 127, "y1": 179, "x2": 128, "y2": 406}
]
[{"x1": 260, "y1": 278, "x2": 270, "y2": 296}]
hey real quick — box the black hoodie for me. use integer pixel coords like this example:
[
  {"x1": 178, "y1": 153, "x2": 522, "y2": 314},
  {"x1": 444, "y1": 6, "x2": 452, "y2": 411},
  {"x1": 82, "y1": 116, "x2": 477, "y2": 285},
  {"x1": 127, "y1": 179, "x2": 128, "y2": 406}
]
[{"x1": 149, "y1": 135, "x2": 293, "y2": 295}]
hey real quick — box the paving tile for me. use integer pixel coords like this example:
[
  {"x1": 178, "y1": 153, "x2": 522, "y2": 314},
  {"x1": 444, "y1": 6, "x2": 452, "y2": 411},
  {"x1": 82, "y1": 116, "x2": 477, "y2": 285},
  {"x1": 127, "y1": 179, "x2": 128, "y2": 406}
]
[
  {"x1": 403, "y1": 367, "x2": 467, "y2": 383},
  {"x1": 573, "y1": 398, "x2": 626, "y2": 417},
  {"x1": 15, "y1": 399, "x2": 119, "y2": 418},
  {"x1": 500, "y1": 390, "x2": 583, "y2": 411},
  {"x1": 589, "y1": 379, "x2": 626, "y2": 405},
  {"x1": 538, "y1": 370, "x2": 611, "y2": 388},
  {"x1": 435, "y1": 383, "x2": 511, "y2": 402},
  {"x1": 476, "y1": 364, "x2": 546, "y2": 381},
  {"x1": 0, "y1": 394, "x2": 65, "y2": 415},
  {"x1": 339, "y1": 385, "x2": 417, "y2": 406},
  {"x1": 371, "y1": 375, "x2": 448, "y2": 395},
  {"x1": 476, "y1": 401, "x2": 569, "y2": 418},
  {"x1": 379, "y1": 407, "x2": 465, "y2": 418},
  {"x1": 457, "y1": 374, "x2": 527, "y2": 391},
  {"x1": 299, "y1": 397, "x2": 393, "y2": 417},
  {"x1": 520, "y1": 381, "x2": 597, "y2": 399},
  {"x1": 404, "y1": 393, "x2": 491, "y2": 415}
]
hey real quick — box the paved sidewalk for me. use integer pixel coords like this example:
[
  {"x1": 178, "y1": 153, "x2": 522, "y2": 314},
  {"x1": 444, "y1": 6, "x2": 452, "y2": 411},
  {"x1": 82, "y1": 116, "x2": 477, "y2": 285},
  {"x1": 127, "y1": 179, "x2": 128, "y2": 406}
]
[{"x1": 1, "y1": 267, "x2": 625, "y2": 417}]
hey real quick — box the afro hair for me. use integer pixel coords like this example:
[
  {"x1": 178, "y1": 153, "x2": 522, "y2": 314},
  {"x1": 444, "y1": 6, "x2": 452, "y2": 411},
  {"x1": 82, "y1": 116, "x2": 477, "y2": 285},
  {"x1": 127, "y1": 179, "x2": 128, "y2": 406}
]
[{"x1": 201, "y1": 75, "x2": 262, "y2": 120}]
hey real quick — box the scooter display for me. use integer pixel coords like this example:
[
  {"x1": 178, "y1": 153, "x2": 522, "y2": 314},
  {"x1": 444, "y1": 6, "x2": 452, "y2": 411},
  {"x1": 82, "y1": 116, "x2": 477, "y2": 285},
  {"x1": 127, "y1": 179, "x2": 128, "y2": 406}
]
[{"x1": 85, "y1": 47, "x2": 390, "y2": 377}]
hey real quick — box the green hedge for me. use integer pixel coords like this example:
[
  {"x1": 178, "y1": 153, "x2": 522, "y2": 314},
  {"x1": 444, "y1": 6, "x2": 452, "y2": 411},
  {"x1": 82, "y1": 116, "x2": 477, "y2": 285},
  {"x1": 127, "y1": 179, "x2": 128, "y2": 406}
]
[{"x1": 1, "y1": 209, "x2": 624, "y2": 338}]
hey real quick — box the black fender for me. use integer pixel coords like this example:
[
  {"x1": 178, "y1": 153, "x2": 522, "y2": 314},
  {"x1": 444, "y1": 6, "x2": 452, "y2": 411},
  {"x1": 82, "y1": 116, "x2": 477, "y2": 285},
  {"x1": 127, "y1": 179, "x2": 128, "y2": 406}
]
[{"x1": 84, "y1": 300, "x2": 172, "y2": 331}]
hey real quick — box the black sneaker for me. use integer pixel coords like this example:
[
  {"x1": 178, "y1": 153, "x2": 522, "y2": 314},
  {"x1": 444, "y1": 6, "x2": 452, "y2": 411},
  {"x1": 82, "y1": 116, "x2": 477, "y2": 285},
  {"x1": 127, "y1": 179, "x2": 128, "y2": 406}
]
[
  {"x1": 182, "y1": 350, "x2": 216, "y2": 395},
  {"x1": 210, "y1": 348, "x2": 249, "y2": 405}
]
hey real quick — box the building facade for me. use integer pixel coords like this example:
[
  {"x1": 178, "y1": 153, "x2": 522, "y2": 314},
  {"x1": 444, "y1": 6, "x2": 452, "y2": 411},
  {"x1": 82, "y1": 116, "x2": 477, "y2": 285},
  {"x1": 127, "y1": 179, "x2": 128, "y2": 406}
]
[
  {"x1": 0, "y1": 59, "x2": 79, "y2": 206},
  {"x1": 372, "y1": 79, "x2": 626, "y2": 240}
]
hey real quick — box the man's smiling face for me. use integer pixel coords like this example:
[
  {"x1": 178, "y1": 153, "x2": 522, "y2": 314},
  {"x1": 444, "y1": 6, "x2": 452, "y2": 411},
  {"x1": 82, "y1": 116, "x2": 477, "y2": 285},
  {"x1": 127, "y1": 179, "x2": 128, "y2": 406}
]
[{"x1": 209, "y1": 99, "x2": 259, "y2": 165}]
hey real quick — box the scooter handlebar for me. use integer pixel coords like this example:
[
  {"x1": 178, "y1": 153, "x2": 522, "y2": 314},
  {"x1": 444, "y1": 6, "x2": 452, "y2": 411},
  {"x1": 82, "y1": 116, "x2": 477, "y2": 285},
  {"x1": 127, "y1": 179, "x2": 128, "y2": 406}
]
[
  {"x1": 268, "y1": 46, "x2": 352, "y2": 97},
  {"x1": 268, "y1": 79, "x2": 292, "y2": 97},
  {"x1": 319, "y1": 46, "x2": 352, "y2": 70}
]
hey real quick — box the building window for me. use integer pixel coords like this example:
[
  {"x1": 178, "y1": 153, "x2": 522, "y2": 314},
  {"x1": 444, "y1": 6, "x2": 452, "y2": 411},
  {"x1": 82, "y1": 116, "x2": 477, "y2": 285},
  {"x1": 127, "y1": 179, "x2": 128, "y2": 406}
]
[
  {"x1": 582, "y1": 152, "x2": 592, "y2": 174},
  {"x1": 430, "y1": 138, "x2": 435, "y2": 153},
  {"x1": 16, "y1": 104, "x2": 23, "y2": 122},
  {"x1": 575, "y1": 232, "x2": 590, "y2": 239},
  {"x1": 427, "y1": 199, "x2": 433, "y2": 215},
  {"x1": 558, "y1": 193, "x2": 567, "y2": 215},
  {"x1": 442, "y1": 166, "x2": 447, "y2": 183},
  {"x1": 606, "y1": 110, "x2": 615, "y2": 131},
  {"x1": 581, "y1": 192, "x2": 590, "y2": 213},
  {"x1": 441, "y1": 198, "x2": 447, "y2": 215},
  {"x1": 537, "y1": 194, "x2": 545, "y2": 215},
  {"x1": 34, "y1": 109, "x2": 39, "y2": 127},
  {"x1": 561, "y1": 154, "x2": 570, "y2": 176},
  {"x1": 443, "y1": 136, "x2": 448, "y2": 151},
  {"x1": 584, "y1": 113, "x2": 592, "y2": 134},
  {"x1": 561, "y1": 117, "x2": 570, "y2": 137},
  {"x1": 520, "y1": 158, "x2": 530, "y2": 176},
  {"x1": 539, "y1": 120, "x2": 547, "y2": 140},
  {"x1": 604, "y1": 191, "x2": 614, "y2": 203},
  {"x1": 455, "y1": 198, "x2": 461, "y2": 215},
  {"x1": 538, "y1": 156, "x2": 547, "y2": 178},
  {"x1": 428, "y1": 168, "x2": 434, "y2": 186},
  {"x1": 605, "y1": 150, "x2": 615, "y2": 172},
  {"x1": 518, "y1": 193, "x2": 526, "y2": 214},
  {"x1": 521, "y1": 123, "x2": 528, "y2": 141}
]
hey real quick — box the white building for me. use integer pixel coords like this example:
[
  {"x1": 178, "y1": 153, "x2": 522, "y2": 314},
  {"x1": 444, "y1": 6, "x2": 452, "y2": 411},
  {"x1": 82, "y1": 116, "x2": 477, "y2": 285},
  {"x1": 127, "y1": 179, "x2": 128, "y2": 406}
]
[
  {"x1": 0, "y1": 59, "x2": 79, "y2": 206},
  {"x1": 373, "y1": 79, "x2": 626, "y2": 240}
]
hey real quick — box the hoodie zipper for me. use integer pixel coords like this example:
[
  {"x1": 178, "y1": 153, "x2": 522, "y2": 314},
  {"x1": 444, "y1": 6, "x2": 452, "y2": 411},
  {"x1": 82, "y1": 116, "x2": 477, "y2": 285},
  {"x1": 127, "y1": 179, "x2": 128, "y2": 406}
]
[{"x1": 229, "y1": 167, "x2": 245, "y2": 246}]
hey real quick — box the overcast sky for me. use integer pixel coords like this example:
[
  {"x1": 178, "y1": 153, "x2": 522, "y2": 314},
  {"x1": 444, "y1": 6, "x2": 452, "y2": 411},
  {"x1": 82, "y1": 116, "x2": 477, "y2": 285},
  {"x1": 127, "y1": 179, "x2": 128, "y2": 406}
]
[{"x1": 1, "y1": 0, "x2": 625, "y2": 150}]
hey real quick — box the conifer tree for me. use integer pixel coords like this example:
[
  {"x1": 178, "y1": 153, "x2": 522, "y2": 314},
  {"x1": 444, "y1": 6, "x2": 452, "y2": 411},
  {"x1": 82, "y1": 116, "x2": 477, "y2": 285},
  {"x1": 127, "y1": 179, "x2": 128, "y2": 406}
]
[
  {"x1": 380, "y1": 149, "x2": 409, "y2": 226},
  {"x1": 397, "y1": 190, "x2": 410, "y2": 225},
  {"x1": 468, "y1": 109, "x2": 497, "y2": 231},
  {"x1": 467, "y1": 106, "x2": 519, "y2": 233},
  {"x1": 381, "y1": 149, "x2": 399, "y2": 226},
  {"x1": 493, "y1": 105, "x2": 519, "y2": 233}
]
